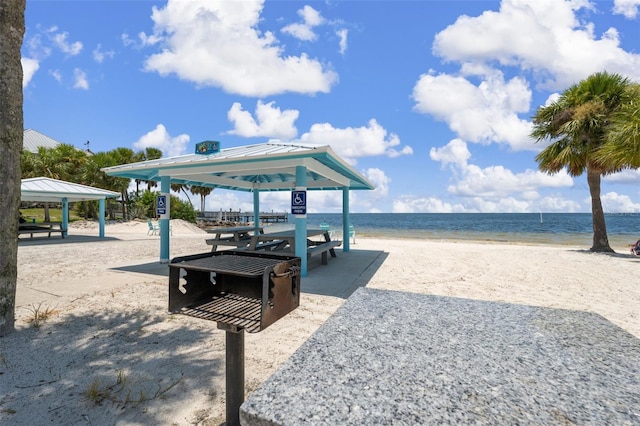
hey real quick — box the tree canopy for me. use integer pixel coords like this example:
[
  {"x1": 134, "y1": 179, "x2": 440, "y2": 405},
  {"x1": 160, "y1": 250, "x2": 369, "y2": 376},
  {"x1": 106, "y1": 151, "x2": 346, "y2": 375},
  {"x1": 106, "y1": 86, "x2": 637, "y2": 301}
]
[{"x1": 531, "y1": 71, "x2": 640, "y2": 252}]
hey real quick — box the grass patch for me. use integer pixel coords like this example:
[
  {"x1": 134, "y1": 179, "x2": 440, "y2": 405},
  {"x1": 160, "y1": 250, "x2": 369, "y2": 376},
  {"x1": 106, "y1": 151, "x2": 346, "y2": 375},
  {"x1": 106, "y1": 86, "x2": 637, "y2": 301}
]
[
  {"x1": 19, "y1": 207, "x2": 83, "y2": 223},
  {"x1": 26, "y1": 303, "x2": 58, "y2": 328},
  {"x1": 84, "y1": 370, "x2": 181, "y2": 407}
]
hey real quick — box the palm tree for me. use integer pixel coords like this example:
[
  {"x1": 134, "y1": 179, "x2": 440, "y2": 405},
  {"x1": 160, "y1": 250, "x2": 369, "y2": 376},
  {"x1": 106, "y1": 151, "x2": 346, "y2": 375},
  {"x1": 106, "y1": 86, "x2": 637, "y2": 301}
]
[
  {"x1": 21, "y1": 144, "x2": 88, "y2": 221},
  {"x1": 171, "y1": 183, "x2": 193, "y2": 207},
  {"x1": 1, "y1": 0, "x2": 26, "y2": 336},
  {"x1": 190, "y1": 185, "x2": 213, "y2": 214},
  {"x1": 531, "y1": 71, "x2": 636, "y2": 253},
  {"x1": 134, "y1": 147, "x2": 163, "y2": 193},
  {"x1": 83, "y1": 151, "x2": 130, "y2": 219},
  {"x1": 595, "y1": 83, "x2": 640, "y2": 169},
  {"x1": 108, "y1": 147, "x2": 138, "y2": 219}
]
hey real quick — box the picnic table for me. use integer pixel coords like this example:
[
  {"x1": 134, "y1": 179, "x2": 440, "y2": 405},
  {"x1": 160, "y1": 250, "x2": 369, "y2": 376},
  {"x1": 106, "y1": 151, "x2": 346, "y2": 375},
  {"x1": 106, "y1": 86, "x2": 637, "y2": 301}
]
[
  {"x1": 205, "y1": 226, "x2": 263, "y2": 251},
  {"x1": 18, "y1": 221, "x2": 66, "y2": 239},
  {"x1": 241, "y1": 287, "x2": 640, "y2": 424},
  {"x1": 248, "y1": 229, "x2": 341, "y2": 264}
]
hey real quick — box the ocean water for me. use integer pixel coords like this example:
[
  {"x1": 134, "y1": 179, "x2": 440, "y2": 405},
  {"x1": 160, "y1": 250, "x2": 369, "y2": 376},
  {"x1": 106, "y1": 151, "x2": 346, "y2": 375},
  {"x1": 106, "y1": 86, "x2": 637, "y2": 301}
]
[{"x1": 291, "y1": 213, "x2": 640, "y2": 247}]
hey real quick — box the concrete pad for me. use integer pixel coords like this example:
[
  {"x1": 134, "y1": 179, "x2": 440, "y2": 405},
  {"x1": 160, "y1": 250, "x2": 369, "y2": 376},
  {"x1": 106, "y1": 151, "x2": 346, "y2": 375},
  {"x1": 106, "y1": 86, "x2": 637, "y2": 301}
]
[{"x1": 16, "y1": 240, "x2": 386, "y2": 309}]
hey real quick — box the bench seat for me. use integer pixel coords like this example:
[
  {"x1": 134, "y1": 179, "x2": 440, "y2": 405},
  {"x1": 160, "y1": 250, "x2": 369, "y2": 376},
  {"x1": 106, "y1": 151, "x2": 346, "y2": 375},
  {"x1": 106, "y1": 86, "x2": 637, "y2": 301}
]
[
  {"x1": 234, "y1": 240, "x2": 286, "y2": 252},
  {"x1": 307, "y1": 240, "x2": 342, "y2": 265},
  {"x1": 18, "y1": 227, "x2": 66, "y2": 239},
  {"x1": 205, "y1": 237, "x2": 252, "y2": 251}
]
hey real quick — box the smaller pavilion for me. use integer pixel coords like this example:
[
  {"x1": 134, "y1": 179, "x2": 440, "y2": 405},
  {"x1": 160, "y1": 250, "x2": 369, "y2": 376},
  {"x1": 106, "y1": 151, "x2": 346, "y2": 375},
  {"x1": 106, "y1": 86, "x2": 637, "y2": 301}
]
[{"x1": 21, "y1": 177, "x2": 120, "y2": 238}]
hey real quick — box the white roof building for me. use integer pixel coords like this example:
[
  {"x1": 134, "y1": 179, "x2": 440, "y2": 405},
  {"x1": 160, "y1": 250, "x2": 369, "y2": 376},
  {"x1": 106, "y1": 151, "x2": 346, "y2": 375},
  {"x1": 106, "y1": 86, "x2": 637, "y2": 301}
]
[{"x1": 23, "y1": 129, "x2": 62, "y2": 153}]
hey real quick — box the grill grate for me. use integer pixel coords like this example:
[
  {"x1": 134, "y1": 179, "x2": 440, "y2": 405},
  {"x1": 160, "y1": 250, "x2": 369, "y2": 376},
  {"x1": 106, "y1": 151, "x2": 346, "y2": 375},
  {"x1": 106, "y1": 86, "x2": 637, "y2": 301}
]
[
  {"x1": 179, "y1": 293, "x2": 263, "y2": 333},
  {"x1": 174, "y1": 254, "x2": 282, "y2": 277}
]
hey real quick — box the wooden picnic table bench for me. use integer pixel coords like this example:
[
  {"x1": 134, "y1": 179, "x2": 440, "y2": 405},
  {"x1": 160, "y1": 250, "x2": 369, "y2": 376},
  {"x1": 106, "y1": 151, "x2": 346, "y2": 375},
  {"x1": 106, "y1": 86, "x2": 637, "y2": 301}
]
[
  {"x1": 18, "y1": 222, "x2": 66, "y2": 239},
  {"x1": 205, "y1": 226, "x2": 264, "y2": 251},
  {"x1": 306, "y1": 240, "x2": 342, "y2": 265},
  {"x1": 249, "y1": 229, "x2": 342, "y2": 265}
]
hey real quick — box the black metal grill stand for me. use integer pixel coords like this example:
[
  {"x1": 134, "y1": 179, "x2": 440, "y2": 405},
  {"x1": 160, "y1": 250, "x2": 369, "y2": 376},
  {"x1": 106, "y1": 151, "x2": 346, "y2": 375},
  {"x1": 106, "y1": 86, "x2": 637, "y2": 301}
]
[
  {"x1": 226, "y1": 327, "x2": 245, "y2": 426},
  {"x1": 168, "y1": 251, "x2": 301, "y2": 426}
]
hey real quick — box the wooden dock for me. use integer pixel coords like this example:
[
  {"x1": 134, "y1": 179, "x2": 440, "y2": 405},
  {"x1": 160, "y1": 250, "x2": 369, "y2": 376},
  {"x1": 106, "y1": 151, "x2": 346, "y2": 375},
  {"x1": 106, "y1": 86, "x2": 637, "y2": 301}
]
[{"x1": 198, "y1": 210, "x2": 289, "y2": 223}]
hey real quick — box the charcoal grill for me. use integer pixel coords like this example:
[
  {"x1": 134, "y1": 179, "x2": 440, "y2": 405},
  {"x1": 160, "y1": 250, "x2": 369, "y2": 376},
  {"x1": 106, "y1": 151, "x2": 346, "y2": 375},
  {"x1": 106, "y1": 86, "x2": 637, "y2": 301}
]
[{"x1": 168, "y1": 250, "x2": 301, "y2": 426}]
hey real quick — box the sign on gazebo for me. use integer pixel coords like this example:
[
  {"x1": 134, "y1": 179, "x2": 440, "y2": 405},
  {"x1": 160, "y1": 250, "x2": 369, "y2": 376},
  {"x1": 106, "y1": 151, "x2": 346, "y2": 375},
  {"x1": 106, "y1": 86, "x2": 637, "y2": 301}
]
[{"x1": 195, "y1": 140, "x2": 221, "y2": 155}]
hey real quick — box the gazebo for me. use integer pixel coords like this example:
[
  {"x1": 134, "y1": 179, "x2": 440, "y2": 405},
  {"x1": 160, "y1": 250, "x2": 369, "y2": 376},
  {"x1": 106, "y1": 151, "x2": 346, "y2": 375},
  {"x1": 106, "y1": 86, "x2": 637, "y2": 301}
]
[
  {"x1": 21, "y1": 177, "x2": 120, "y2": 238},
  {"x1": 102, "y1": 141, "x2": 375, "y2": 275}
]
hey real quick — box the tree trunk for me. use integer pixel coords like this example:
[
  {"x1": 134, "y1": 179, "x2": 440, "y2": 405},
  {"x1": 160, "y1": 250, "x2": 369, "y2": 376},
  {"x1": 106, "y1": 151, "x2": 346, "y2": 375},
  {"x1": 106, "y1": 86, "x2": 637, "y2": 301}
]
[
  {"x1": 587, "y1": 169, "x2": 614, "y2": 253},
  {"x1": 0, "y1": 0, "x2": 26, "y2": 336}
]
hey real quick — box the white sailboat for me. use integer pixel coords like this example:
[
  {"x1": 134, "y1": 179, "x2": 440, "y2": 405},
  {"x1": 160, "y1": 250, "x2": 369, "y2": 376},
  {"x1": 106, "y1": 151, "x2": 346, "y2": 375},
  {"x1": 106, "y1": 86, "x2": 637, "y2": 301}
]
[{"x1": 539, "y1": 212, "x2": 544, "y2": 224}]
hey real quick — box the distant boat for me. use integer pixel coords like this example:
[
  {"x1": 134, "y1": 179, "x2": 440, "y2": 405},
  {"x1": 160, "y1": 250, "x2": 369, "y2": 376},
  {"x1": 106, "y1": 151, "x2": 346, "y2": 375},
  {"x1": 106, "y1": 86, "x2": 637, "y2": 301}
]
[{"x1": 540, "y1": 212, "x2": 544, "y2": 224}]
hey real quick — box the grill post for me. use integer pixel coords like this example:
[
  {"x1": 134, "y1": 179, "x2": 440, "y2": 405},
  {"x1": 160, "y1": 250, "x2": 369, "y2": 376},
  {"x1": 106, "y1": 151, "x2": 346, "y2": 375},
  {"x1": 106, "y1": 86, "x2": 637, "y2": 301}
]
[{"x1": 226, "y1": 328, "x2": 245, "y2": 426}]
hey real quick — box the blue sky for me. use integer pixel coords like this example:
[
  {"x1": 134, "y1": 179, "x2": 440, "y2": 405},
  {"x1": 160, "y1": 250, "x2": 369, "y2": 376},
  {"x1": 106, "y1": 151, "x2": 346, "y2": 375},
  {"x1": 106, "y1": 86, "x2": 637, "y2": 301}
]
[{"x1": 22, "y1": 0, "x2": 640, "y2": 214}]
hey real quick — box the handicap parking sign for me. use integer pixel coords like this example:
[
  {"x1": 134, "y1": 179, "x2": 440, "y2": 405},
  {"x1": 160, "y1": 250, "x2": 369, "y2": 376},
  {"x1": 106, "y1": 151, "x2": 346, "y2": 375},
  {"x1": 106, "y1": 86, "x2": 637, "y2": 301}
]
[
  {"x1": 291, "y1": 190, "x2": 306, "y2": 215},
  {"x1": 157, "y1": 195, "x2": 167, "y2": 215}
]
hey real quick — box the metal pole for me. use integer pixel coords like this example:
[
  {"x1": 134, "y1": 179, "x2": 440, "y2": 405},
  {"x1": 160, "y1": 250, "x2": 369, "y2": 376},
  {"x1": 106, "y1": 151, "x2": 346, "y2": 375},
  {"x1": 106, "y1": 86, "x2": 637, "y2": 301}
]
[{"x1": 226, "y1": 328, "x2": 245, "y2": 426}]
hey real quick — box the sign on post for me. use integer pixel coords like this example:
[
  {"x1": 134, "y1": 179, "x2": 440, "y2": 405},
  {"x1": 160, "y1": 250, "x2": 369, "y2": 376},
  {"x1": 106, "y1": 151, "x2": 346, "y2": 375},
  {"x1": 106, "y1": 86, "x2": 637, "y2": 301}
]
[
  {"x1": 157, "y1": 195, "x2": 167, "y2": 216},
  {"x1": 291, "y1": 190, "x2": 306, "y2": 215}
]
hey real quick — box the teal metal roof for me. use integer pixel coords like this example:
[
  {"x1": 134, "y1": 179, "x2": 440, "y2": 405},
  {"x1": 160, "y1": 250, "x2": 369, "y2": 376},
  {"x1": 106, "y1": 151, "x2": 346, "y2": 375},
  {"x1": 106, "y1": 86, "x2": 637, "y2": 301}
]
[
  {"x1": 21, "y1": 177, "x2": 120, "y2": 202},
  {"x1": 101, "y1": 142, "x2": 375, "y2": 191}
]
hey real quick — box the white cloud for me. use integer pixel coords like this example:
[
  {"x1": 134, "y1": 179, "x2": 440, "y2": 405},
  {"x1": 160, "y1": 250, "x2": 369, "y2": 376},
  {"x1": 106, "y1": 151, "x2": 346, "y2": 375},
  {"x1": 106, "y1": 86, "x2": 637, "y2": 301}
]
[
  {"x1": 142, "y1": 0, "x2": 337, "y2": 97},
  {"x1": 24, "y1": 33, "x2": 52, "y2": 61},
  {"x1": 49, "y1": 69, "x2": 62, "y2": 83},
  {"x1": 432, "y1": 0, "x2": 640, "y2": 89},
  {"x1": 121, "y1": 32, "x2": 162, "y2": 49},
  {"x1": 364, "y1": 168, "x2": 390, "y2": 198},
  {"x1": 281, "y1": 5, "x2": 325, "y2": 41},
  {"x1": 93, "y1": 44, "x2": 115, "y2": 63},
  {"x1": 296, "y1": 119, "x2": 413, "y2": 164},
  {"x1": 226, "y1": 101, "x2": 299, "y2": 139},
  {"x1": 392, "y1": 195, "x2": 461, "y2": 213},
  {"x1": 50, "y1": 30, "x2": 82, "y2": 56},
  {"x1": 21, "y1": 58, "x2": 39, "y2": 88},
  {"x1": 413, "y1": 70, "x2": 534, "y2": 150},
  {"x1": 22, "y1": 26, "x2": 82, "y2": 86},
  {"x1": 73, "y1": 68, "x2": 89, "y2": 90},
  {"x1": 205, "y1": 189, "x2": 257, "y2": 213},
  {"x1": 537, "y1": 195, "x2": 583, "y2": 212},
  {"x1": 469, "y1": 196, "x2": 531, "y2": 213},
  {"x1": 430, "y1": 139, "x2": 471, "y2": 167},
  {"x1": 600, "y1": 192, "x2": 640, "y2": 212},
  {"x1": 337, "y1": 29, "x2": 348, "y2": 55},
  {"x1": 605, "y1": 168, "x2": 640, "y2": 184},
  {"x1": 613, "y1": 0, "x2": 640, "y2": 18},
  {"x1": 392, "y1": 192, "x2": 584, "y2": 213},
  {"x1": 132, "y1": 124, "x2": 190, "y2": 157},
  {"x1": 428, "y1": 137, "x2": 575, "y2": 207},
  {"x1": 448, "y1": 163, "x2": 573, "y2": 199}
]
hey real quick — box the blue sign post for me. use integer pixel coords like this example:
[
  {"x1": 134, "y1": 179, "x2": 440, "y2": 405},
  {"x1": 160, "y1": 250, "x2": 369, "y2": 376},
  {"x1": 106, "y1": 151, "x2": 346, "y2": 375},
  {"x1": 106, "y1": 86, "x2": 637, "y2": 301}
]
[{"x1": 291, "y1": 190, "x2": 306, "y2": 215}]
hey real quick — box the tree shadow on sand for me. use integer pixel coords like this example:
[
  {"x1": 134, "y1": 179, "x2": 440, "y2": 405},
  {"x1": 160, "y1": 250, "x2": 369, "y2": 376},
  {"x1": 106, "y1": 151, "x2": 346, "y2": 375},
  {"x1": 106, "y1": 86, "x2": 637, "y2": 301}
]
[{"x1": 1, "y1": 303, "x2": 231, "y2": 425}]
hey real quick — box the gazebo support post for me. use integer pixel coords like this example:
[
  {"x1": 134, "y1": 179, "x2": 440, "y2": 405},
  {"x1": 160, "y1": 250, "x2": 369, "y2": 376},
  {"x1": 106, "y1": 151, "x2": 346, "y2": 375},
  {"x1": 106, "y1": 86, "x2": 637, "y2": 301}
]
[
  {"x1": 253, "y1": 190, "x2": 260, "y2": 234},
  {"x1": 61, "y1": 198, "x2": 69, "y2": 238},
  {"x1": 342, "y1": 188, "x2": 350, "y2": 252},
  {"x1": 99, "y1": 198, "x2": 106, "y2": 238},
  {"x1": 295, "y1": 165, "x2": 308, "y2": 276},
  {"x1": 160, "y1": 176, "x2": 171, "y2": 264}
]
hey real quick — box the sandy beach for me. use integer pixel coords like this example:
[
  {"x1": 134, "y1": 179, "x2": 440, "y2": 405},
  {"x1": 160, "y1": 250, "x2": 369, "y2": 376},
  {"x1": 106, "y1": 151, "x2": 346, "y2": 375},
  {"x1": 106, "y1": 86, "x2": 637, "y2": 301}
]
[{"x1": 2, "y1": 220, "x2": 639, "y2": 425}]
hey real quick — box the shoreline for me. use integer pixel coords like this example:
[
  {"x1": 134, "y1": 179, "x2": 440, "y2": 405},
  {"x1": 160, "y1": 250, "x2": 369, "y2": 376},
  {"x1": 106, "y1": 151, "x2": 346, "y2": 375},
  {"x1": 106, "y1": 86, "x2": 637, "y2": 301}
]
[
  {"x1": 36, "y1": 217, "x2": 639, "y2": 251},
  {"x1": 359, "y1": 232, "x2": 636, "y2": 251}
]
